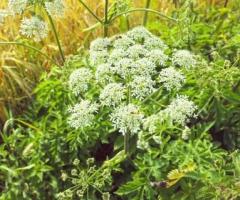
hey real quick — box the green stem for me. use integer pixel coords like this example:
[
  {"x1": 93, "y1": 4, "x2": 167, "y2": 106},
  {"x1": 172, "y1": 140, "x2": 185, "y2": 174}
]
[
  {"x1": 124, "y1": 82, "x2": 132, "y2": 156},
  {"x1": 77, "y1": 0, "x2": 103, "y2": 24},
  {"x1": 224, "y1": 0, "x2": 229, "y2": 7},
  {"x1": 46, "y1": 13, "x2": 65, "y2": 64},
  {"x1": 124, "y1": 132, "x2": 130, "y2": 155},
  {"x1": 143, "y1": 0, "x2": 151, "y2": 26},
  {"x1": 109, "y1": 8, "x2": 177, "y2": 24},
  {"x1": 173, "y1": 0, "x2": 179, "y2": 8},
  {"x1": 0, "y1": 41, "x2": 59, "y2": 66},
  {"x1": 103, "y1": 0, "x2": 109, "y2": 37},
  {"x1": 126, "y1": 15, "x2": 130, "y2": 30}
]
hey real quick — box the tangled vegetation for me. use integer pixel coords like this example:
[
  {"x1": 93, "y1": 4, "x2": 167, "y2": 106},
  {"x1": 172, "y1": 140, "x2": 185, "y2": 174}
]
[{"x1": 0, "y1": 0, "x2": 240, "y2": 200}]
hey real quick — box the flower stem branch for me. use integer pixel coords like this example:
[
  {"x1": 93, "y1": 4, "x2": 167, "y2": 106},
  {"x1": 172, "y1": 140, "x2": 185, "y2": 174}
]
[
  {"x1": 77, "y1": 0, "x2": 103, "y2": 24},
  {"x1": 109, "y1": 8, "x2": 177, "y2": 24},
  {"x1": 46, "y1": 12, "x2": 65, "y2": 64},
  {"x1": 0, "y1": 41, "x2": 59, "y2": 66}
]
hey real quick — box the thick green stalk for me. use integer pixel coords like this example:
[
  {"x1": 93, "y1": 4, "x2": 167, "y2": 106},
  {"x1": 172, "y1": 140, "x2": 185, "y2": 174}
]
[
  {"x1": 173, "y1": 0, "x2": 179, "y2": 8},
  {"x1": 224, "y1": 0, "x2": 229, "y2": 7},
  {"x1": 103, "y1": 0, "x2": 109, "y2": 37},
  {"x1": 46, "y1": 13, "x2": 65, "y2": 64},
  {"x1": 0, "y1": 41, "x2": 59, "y2": 66},
  {"x1": 77, "y1": 0, "x2": 103, "y2": 24},
  {"x1": 124, "y1": 132, "x2": 130, "y2": 155},
  {"x1": 143, "y1": 0, "x2": 151, "y2": 26},
  {"x1": 124, "y1": 84, "x2": 132, "y2": 156},
  {"x1": 126, "y1": 15, "x2": 130, "y2": 30}
]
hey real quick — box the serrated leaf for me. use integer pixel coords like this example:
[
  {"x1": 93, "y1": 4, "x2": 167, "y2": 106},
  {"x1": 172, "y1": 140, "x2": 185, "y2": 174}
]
[
  {"x1": 167, "y1": 169, "x2": 185, "y2": 180},
  {"x1": 0, "y1": 165, "x2": 17, "y2": 176},
  {"x1": 115, "y1": 178, "x2": 146, "y2": 196}
]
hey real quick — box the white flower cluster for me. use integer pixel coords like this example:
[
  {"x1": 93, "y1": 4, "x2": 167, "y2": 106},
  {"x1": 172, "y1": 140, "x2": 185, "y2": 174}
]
[
  {"x1": 20, "y1": 16, "x2": 49, "y2": 42},
  {"x1": 164, "y1": 95, "x2": 197, "y2": 125},
  {"x1": 159, "y1": 67, "x2": 185, "y2": 91},
  {"x1": 69, "y1": 68, "x2": 93, "y2": 96},
  {"x1": 110, "y1": 104, "x2": 144, "y2": 135},
  {"x1": 68, "y1": 100, "x2": 98, "y2": 129},
  {"x1": 129, "y1": 76, "x2": 156, "y2": 100},
  {"x1": 144, "y1": 35, "x2": 167, "y2": 50},
  {"x1": 114, "y1": 58, "x2": 137, "y2": 78},
  {"x1": 127, "y1": 44, "x2": 148, "y2": 60},
  {"x1": 0, "y1": 10, "x2": 9, "y2": 24},
  {"x1": 95, "y1": 63, "x2": 114, "y2": 84},
  {"x1": 8, "y1": 0, "x2": 28, "y2": 15},
  {"x1": 88, "y1": 26, "x2": 168, "y2": 84},
  {"x1": 126, "y1": 26, "x2": 152, "y2": 42},
  {"x1": 100, "y1": 83, "x2": 126, "y2": 107},
  {"x1": 90, "y1": 38, "x2": 111, "y2": 51},
  {"x1": 143, "y1": 96, "x2": 197, "y2": 133},
  {"x1": 172, "y1": 49, "x2": 196, "y2": 68},
  {"x1": 68, "y1": 26, "x2": 198, "y2": 137},
  {"x1": 0, "y1": 0, "x2": 27, "y2": 24},
  {"x1": 45, "y1": 0, "x2": 65, "y2": 18},
  {"x1": 90, "y1": 50, "x2": 109, "y2": 66},
  {"x1": 1, "y1": 0, "x2": 66, "y2": 41},
  {"x1": 113, "y1": 35, "x2": 134, "y2": 50},
  {"x1": 148, "y1": 49, "x2": 168, "y2": 66}
]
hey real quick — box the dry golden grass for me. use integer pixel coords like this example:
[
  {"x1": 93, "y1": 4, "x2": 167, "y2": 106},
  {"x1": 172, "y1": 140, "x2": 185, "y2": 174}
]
[{"x1": 0, "y1": 0, "x2": 232, "y2": 123}]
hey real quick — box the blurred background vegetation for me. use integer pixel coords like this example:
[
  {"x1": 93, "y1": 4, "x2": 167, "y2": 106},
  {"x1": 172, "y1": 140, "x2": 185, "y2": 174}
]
[{"x1": 0, "y1": 0, "x2": 240, "y2": 124}]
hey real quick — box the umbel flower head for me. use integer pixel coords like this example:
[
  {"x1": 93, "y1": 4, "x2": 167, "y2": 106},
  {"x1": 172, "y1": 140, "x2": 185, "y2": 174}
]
[
  {"x1": 69, "y1": 68, "x2": 93, "y2": 96},
  {"x1": 8, "y1": 0, "x2": 28, "y2": 15},
  {"x1": 110, "y1": 104, "x2": 144, "y2": 135},
  {"x1": 95, "y1": 63, "x2": 114, "y2": 84},
  {"x1": 0, "y1": 10, "x2": 10, "y2": 24},
  {"x1": 126, "y1": 26, "x2": 152, "y2": 42},
  {"x1": 172, "y1": 49, "x2": 196, "y2": 68},
  {"x1": 109, "y1": 49, "x2": 128, "y2": 64},
  {"x1": 89, "y1": 50, "x2": 109, "y2": 66},
  {"x1": 68, "y1": 26, "x2": 199, "y2": 139},
  {"x1": 159, "y1": 67, "x2": 185, "y2": 91},
  {"x1": 113, "y1": 35, "x2": 134, "y2": 50},
  {"x1": 163, "y1": 95, "x2": 197, "y2": 125},
  {"x1": 68, "y1": 100, "x2": 98, "y2": 129},
  {"x1": 129, "y1": 76, "x2": 156, "y2": 100},
  {"x1": 20, "y1": 16, "x2": 49, "y2": 42},
  {"x1": 144, "y1": 35, "x2": 167, "y2": 50},
  {"x1": 148, "y1": 49, "x2": 168, "y2": 66},
  {"x1": 100, "y1": 83, "x2": 126, "y2": 107},
  {"x1": 45, "y1": 0, "x2": 66, "y2": 18},
  {"x1": 90, "y1": 38, "x2": 111, "y2": 52},
  {"x1": 127, "y1": 44, "x2": 148, "y2": 60}
]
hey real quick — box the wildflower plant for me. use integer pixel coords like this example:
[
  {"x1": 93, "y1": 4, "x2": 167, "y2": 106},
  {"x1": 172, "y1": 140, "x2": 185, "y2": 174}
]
[
  {"x1": 67, "y1": 26, "x2": 198, "y2": 155},
  {"x1": 0, "y1": 0, "x2": 66, "y2": 63}
]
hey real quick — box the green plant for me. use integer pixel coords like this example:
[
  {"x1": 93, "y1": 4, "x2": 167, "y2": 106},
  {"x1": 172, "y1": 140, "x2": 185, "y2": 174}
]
[{"x1": 1, "y1": 12, "x2": 240, "y2": 200}]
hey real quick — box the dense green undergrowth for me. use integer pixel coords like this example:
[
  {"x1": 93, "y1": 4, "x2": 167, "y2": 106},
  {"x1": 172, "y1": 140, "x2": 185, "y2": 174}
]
[{"x1": 0, "y1": 24, "x2": 240, "y2": 200}]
